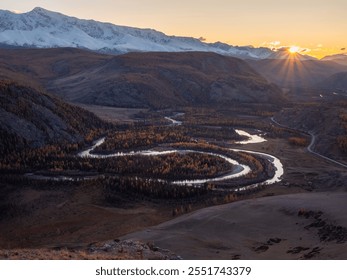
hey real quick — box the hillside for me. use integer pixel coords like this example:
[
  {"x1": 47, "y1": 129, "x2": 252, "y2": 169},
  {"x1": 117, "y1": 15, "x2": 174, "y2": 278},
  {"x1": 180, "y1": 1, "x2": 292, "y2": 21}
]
[
  {"x1": 0, "y1": 80, "x2": 109, "y2": 156},
  {"x1": 49, "y1": 51, "x2": 284, "y2": 108},
  {"x1": 122, "y1": 192, "x2": 347, "y2": 259},
  {"x1": 317, "y1": 72, "x2": 347, "y2": 92},
  {"x1": 322, "y1": 54, "x2": 347, "y2": 66},
  {"x1": 248, "y1": 58, "x2": 347, "y2": 88},
  {"x1": 274, "y1": 105, "x2": 347, "y2": 163},
  {"x1": 0, "y1": 49, "x2": 284, "y2": 108},
  {"x1": 0, "y1": 47, "x2": 111, "y2": 82}
]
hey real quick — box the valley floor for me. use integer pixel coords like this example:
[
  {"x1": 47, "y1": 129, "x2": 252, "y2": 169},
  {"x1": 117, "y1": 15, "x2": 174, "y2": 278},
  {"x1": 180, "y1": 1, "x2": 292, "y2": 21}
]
[{"x1": 1, "y1": 107, "x2": 346, "y2": 260}]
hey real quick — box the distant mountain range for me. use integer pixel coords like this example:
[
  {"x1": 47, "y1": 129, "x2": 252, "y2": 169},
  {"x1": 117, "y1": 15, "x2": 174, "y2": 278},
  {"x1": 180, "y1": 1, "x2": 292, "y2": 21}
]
[
  {"x1": 0, "y1": 7, "x2": 292, "y2": 60},
  {"x1": 1, "y1": 6, "x2": 347, "y2": 107},
  {"x1": 2, "y1": 7, "x2": 347, "y2": 64}
]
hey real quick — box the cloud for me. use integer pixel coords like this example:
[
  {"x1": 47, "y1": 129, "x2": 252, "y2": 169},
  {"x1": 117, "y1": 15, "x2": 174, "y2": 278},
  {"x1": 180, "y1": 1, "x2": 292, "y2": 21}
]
[
  {"x1": 262, "y1": 42, "x2": 310, "y2": 54},
  {"x1": 276, "y1": 46, "x2": 290, "y2": 52},
  {"x1": 262, "y1": 41, "x2": 281, "y2": 50},
  {"x1": 301, "y1": 48, "x2": 311, "y2": 53},
  {"x1": 317, "y1": 44, "x2": 323, "y2": 48},
  {"x1": 270, "y1": 41, "x2": 281, "y2": 46},
  {"x1": 274, "y1": 46, "x2": 310, "y2": 54}
]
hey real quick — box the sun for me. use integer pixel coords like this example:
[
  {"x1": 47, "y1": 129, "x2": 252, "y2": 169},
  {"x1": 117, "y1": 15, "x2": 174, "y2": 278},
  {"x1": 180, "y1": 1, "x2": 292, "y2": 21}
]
[{"x1": 289, "y1": 46, "x2": 300, "y2": 54}]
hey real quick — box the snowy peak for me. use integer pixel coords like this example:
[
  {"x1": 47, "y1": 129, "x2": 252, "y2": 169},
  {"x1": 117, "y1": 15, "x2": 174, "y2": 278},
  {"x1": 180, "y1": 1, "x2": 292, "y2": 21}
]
[
  {"x1": 0, "y1": 7, "x2": 58, "y2": 32},
  {"x1": 0, "y1": 7, "x2": 312, "y2": 60},
  {"x1": 31, "y1": 7, "x2": 51, "y2": 13},
  {"x1": 0, "y1": 7, "x2": 211, "y2": 52}
]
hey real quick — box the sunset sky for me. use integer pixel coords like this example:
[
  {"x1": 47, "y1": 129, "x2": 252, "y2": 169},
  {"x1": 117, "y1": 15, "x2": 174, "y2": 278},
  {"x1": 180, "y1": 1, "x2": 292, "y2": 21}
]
[{"x1": 1, "y1": 0, "x2": 346, "y2": 58}]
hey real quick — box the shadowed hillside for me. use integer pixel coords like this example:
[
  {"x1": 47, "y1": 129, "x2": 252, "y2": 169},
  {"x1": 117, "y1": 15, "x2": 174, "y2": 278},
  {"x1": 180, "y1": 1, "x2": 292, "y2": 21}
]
[
  {"x1": 0, "y1": 80, "x2": 110, "y2": 156},
  {"x1": 317, "y1": 72, "x2": 347, "y2": 92},
  {"x1": 0, "y1": 47, "x2": 111, "y2": 82},
  {"x1": 49, "y1": 51, "x2": 285, "y2": 108},
  {"x1": 275, "y1": 104, "x2": 347, "y2": 163},
  {"x1": 0, "y1": 49, "x2": 284, "y2": 108}
]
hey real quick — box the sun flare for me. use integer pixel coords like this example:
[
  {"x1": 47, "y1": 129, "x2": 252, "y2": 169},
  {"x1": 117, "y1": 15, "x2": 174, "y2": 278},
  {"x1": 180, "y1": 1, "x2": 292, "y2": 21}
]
[{"x1": 289, "y1": 46, "x2": 300, "y2": 54}]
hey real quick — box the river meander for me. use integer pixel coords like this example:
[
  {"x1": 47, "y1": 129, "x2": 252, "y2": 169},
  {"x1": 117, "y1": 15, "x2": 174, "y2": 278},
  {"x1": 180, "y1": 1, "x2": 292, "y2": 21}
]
[
  {"x1": 26, "y1": 115, "x2": 284, "y2": 190},
  {"x1": 77, "y1": 127, "x2": 283, "y2": 189}
]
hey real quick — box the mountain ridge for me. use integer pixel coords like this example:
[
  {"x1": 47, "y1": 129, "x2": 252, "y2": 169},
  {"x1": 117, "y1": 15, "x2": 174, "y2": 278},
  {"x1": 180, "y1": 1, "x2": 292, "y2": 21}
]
[
  {"x1": 0, "y1": 7, "x2": 281, "y2": 60},
  {"x1": 321, "y1": 54, "x2": 347, "y2": 66}
]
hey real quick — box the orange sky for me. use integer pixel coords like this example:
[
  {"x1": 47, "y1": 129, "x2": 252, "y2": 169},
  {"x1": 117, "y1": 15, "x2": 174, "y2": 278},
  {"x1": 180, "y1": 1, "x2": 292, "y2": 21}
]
[{"x1": 1, "y1": 0, "x2": 346, "y2": 58}]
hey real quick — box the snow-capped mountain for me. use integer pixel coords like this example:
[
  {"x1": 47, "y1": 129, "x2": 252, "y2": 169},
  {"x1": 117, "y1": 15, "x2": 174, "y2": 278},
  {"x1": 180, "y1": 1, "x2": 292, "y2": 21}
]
[{"x1": 0, "y1": 7, "x2": 275, "y2": 59}]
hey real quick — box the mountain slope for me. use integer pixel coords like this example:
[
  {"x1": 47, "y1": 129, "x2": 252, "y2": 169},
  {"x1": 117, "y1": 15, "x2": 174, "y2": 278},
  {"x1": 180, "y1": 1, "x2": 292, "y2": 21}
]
[
  {"x1": 0, "y1": 80, "x2": 108, "y2": 155},
  {"x1": 0, "y1": 7, "x2": 276, "y2": 59},
  {"x1": 275, "y1": 105, "x2": 347, "y2": 163},
  {"x1": 247, "y1": 58, "x2": 347, "y2": 88},
  {"x1": 317, "y1": 72, "x2": 347, "y2": 92},
  {"x1": 322, "y1": 54, "x2": 347, "y2": 66},
  {"x1": 0, "y1": 47, "x2": 111, "y2": 82},
  {"x1": 47, "y1": 51, "x2": 284, "y2": 108},
  {"x1": 0, "y1": 48, "x2": 284, "y2": 108}
]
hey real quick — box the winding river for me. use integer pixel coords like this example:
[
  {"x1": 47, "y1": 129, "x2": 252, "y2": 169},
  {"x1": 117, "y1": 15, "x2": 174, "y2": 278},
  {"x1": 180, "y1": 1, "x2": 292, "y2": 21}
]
[
  {"x1": 27, "y1": 115, "x2": 284, "y2": 190},
  {"x1": 77, "y1": 120, "x2": 284, "y2": 189},
  {"x1": 235, "y1": 129, "x2": 267, "y2": 144},
  {"x1": 78, "y1": 137, "x2": 251, "y2": 185}
]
